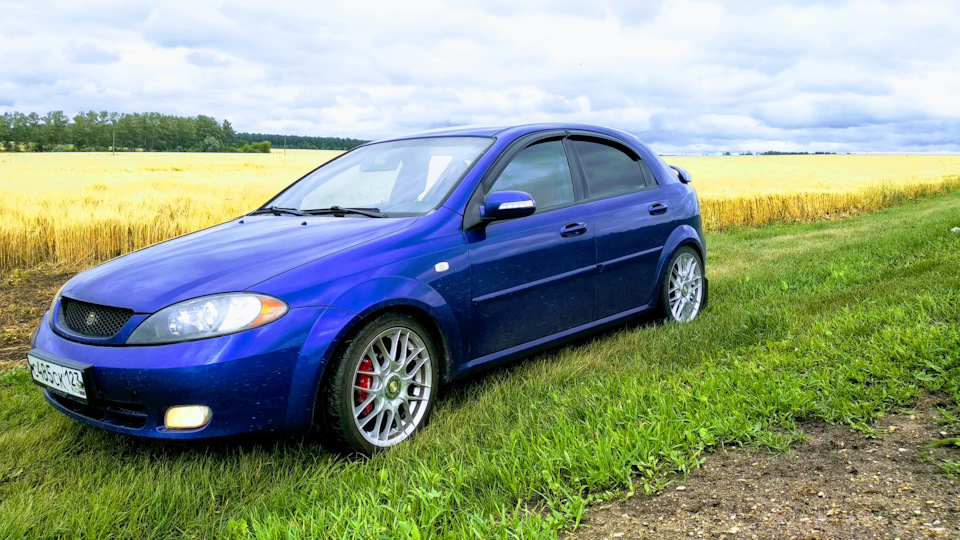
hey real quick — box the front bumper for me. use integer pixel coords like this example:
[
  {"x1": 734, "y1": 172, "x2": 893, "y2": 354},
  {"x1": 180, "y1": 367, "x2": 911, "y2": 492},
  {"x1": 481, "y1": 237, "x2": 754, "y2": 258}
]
[{"x1": 31, "y1": 306, "x2": 328, "y2": 439}]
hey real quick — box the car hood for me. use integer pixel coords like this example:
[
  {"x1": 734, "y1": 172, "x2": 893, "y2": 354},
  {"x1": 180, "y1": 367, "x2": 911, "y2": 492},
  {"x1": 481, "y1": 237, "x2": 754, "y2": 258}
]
[{"x1": 62, "y1": 216, "x2": 416, "y2": 313}]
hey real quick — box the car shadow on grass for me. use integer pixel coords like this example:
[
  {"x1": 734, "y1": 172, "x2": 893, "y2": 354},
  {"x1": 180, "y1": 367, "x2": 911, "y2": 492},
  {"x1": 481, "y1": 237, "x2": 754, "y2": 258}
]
[{"x1": 437, "y1": 310, "x2": 666, "y2": 409}]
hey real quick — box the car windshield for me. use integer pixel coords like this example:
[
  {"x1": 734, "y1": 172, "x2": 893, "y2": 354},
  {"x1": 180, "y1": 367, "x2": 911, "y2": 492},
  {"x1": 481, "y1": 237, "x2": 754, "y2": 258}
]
[{"x1": 266, "y1": 136, "x2": 494, "y2": 217}]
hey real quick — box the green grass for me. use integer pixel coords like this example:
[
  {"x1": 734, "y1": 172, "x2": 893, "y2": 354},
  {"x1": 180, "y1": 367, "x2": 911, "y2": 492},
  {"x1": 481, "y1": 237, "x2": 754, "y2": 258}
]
[{"x1": 2, "y1": 192, "x2": 960, "y2": 539}]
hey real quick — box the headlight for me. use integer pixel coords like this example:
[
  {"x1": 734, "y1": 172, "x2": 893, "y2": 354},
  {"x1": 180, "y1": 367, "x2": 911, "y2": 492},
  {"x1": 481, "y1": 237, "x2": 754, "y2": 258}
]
[
  {"x1": 49, "y1": 283, "x2": 68, "y2": 322},
  {"x1": 126, "y1": 293, "x2": 288, "y2": 344}
]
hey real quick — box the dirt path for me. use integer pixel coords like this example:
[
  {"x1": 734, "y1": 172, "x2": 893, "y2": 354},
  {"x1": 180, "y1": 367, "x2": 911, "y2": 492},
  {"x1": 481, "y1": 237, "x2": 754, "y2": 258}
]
[{"x1": 567, "y1": 396, "x2": 960, "y2": 539}]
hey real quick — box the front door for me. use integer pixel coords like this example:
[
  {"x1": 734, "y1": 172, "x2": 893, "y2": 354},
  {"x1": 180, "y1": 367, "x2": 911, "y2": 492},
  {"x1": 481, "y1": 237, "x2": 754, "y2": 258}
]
[{"x1": 465, "y1": 138, "x2": 596, "y2": 360}]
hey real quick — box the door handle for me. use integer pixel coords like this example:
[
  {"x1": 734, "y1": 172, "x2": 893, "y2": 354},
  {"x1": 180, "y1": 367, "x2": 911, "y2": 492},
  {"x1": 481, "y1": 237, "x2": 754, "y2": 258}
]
[
  {"x1": 648, "y1": 202, "x2": 669, "y2": 215},
  {"x1": 560, "y1": 221, "x2": 588, "y2": 238}
]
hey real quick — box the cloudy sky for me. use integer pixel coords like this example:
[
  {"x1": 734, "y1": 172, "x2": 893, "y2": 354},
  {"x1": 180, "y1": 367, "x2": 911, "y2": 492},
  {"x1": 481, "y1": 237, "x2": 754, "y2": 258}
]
[{"x1": 2, "y1": 0, "x2": 958, "y2": 153}]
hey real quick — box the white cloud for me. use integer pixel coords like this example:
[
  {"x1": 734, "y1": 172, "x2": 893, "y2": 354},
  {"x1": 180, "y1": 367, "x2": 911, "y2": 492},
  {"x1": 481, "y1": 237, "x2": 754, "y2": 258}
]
[
  {"x1": 1, "y1": 0, "x2": 959, "y2": 152},
  {"x1": 65, "y1": 42, "x2": 120, "y2": 64}
]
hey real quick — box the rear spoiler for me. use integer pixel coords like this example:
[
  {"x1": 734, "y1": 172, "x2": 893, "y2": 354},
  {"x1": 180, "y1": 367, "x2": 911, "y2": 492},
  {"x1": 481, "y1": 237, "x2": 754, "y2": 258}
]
[{"x1": 669, "y1": 165, "x2": 692, "y2": 184}]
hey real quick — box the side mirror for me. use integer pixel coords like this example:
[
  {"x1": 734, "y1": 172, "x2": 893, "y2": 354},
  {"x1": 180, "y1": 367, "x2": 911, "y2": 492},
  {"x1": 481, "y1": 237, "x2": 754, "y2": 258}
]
[
  {"x1": 670, "y1": 165, "x2": 692, "y2": 184},
  {"x1": 481, "y1": 191, "x2": 536, "y2": 221}
]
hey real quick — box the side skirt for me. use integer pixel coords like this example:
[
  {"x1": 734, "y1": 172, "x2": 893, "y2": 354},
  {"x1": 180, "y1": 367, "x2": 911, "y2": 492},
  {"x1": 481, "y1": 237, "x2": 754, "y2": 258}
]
[{"x1": 456, "y1": 301, "x2": 655, "y2": 378}]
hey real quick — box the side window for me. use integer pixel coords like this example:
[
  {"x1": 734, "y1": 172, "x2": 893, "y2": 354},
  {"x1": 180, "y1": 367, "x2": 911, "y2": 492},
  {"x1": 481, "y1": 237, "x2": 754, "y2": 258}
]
[
  {"x1": 639, "y1": 160, "x2": 657, "y2": 188},
  {"x1": 489, "y1": 140, "x2": 574, "y2": 211},
  {"x1": 572, "y1": 139, "x2": 651, "y2": 198}
]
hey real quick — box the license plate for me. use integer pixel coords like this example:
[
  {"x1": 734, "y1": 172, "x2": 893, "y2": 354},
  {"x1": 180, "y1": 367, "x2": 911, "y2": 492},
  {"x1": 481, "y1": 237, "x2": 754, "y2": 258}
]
[{"x1": 27, "y1": 354, "x2": 88, "y2": 400}]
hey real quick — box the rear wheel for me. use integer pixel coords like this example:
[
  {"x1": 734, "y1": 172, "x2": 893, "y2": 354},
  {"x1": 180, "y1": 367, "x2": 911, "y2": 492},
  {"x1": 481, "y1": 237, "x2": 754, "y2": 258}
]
[
  {"x1": 657, "y1": 246, "x2": 705, "y2": 322},
  {"x1": 321, "y1": 313, "x2": 438, "y2": 454}
]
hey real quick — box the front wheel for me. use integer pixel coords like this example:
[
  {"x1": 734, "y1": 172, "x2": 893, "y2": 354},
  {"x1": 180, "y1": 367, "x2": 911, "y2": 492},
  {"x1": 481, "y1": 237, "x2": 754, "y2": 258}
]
[
  {"x1": 320, "y1": 313, "x2": 439, "y2": 454},
  {"x1": 657, "y1": 246, "x2": 705, "y2": 322}
]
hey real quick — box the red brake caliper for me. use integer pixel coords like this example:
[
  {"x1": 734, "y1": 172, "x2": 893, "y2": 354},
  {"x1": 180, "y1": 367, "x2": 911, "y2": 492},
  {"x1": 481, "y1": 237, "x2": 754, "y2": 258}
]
[{"x1": 355, "y1": 358, "x2": 374, "y2": 417}]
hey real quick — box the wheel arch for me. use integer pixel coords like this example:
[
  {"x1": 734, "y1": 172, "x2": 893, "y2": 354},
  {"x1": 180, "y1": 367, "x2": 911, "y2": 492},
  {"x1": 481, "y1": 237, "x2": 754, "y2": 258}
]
[
  {"x1": 296, "y1": 278, "x2": 462, "y2": 432},
  {"x1": 342, "y1": 302, "x2": 454, "y2": 383},
  {"x1": 652, "y1": 225, "x2": 707, "y2": 307}
]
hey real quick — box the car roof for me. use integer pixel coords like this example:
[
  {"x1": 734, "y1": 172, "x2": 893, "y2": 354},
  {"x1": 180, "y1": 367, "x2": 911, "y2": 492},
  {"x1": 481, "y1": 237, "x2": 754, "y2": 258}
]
[{"x1": 372, "y1": 123, "x2": 636, "y2": 143}]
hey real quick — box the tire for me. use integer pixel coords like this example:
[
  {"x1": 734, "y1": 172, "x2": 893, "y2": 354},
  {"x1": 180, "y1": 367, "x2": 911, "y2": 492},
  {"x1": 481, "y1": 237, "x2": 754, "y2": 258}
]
[
  {"x1": 657, "y1": 246, "x2": 706, "y2": 323},
  {"x1": 320, "y1": 313, "x2": 439, "y2": 454}
]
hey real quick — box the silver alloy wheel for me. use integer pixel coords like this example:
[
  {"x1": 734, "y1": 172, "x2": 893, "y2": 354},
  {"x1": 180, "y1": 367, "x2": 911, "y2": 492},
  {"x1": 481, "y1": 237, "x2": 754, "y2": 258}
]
[
  {"x1": 668, "y1": 252, "x2": 703, "y2": 322},
  {"x1": 351, "y1": 326, "x2": 433, "y2": 447}
]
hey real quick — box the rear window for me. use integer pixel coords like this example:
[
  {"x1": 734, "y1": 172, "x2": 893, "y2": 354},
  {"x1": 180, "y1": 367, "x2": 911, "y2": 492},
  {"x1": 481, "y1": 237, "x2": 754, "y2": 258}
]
[{"x1": 572, "y1": 139, "x2": 654, "y2": 198}]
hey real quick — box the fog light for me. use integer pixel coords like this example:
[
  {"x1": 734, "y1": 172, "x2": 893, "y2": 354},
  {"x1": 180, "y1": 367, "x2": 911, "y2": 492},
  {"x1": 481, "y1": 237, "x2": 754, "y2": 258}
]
[{"x1": 164, "y1": 405, "x2": 212, "y2": 429}]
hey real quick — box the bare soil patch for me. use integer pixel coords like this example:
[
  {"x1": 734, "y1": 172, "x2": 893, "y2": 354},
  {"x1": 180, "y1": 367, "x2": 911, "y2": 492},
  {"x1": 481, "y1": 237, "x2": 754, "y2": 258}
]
[
  {"x1": 568, "y1": 396, "x2": 960, "y2": 540},
  {"x1": 0, "y1": 266, "x2": 72, "y2": 369}
]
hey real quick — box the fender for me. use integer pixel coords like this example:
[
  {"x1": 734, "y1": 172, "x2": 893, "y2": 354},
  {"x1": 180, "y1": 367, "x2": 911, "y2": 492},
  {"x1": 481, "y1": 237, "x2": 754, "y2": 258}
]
[
  {"x1": 331, "y1": 276, "x2": 464, "y2": 374},
  {"x1": 284, "y1": 277, "x2": 465, "y2": 431},
  {"x1": 284, "y1": 305, "x2": 354, "y2": 432}
]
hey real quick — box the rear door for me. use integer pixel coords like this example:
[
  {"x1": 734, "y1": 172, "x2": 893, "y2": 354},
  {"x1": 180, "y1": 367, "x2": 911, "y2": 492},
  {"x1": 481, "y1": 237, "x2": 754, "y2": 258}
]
[{"x1": 567, "y1": 136, "x2": 675, "y2": 318}]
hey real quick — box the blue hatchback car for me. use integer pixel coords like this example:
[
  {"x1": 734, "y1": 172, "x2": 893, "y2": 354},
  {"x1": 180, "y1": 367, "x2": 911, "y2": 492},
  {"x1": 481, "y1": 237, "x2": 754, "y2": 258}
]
[{"x1": 28, "y1": 123, "x2": 706, "y2": 453}]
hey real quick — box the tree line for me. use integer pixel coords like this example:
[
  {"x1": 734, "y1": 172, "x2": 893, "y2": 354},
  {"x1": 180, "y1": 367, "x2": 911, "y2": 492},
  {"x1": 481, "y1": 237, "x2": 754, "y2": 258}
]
[
  {"x1": 0, "y1": 110, "x2": 366, "y2": 153},
  {"x1": 233, "y1": 132, "x2": 367, "y2": 151},
  {"x1": 724, "y1": 150, "x2": 838, "y2": 156}
]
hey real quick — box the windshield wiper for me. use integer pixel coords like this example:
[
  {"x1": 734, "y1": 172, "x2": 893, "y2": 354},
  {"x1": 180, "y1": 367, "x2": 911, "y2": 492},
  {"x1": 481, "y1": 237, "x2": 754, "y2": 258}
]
[
  {"x1": 303, "y1": 206, "x2": 385, "y2": 218},
  {"x1": 249, "y1": 206, "x2": 307, "y2": 217}
]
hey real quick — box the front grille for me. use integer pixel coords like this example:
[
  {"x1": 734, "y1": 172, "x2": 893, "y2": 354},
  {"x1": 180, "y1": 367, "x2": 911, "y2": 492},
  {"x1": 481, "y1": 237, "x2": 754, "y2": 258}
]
[
  {"x1": 62, "y1": 297, "x2": 134, "y2": 337},
  {"x1": 48, "y1": 392, "x2": 148, "y2": 429}
]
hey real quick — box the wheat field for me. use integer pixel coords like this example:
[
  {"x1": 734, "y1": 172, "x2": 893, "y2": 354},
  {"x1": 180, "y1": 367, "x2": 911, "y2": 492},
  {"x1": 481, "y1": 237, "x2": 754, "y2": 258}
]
[
  {"x1": 1, "y1": 151, "x2": 958, "y2": 271},
  {"x1": 668, "y1": 154, "x2": 960, "y2": 231},
  {"x1": 0, "y1": 151, "x2": 338, "y2": 270}
]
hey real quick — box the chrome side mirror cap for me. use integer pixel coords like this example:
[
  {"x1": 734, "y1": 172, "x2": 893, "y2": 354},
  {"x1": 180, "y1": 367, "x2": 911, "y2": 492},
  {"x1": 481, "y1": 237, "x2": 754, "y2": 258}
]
[{"x1": 480, "y1": 190, "x2": 536, "y2": 221}]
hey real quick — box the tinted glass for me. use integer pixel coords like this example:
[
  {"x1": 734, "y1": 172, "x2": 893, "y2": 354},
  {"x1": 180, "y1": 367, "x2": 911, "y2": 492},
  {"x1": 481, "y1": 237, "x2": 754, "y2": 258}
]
[
  {"x1": 489, "y1": 140, "x2": 574, "y2": 211},
  {"x1": 572, "y1": 140, "x2": 648, "y2": 198},
  {"x1": 268, "y1": 137, "x2": 493, "y2": 216}
]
